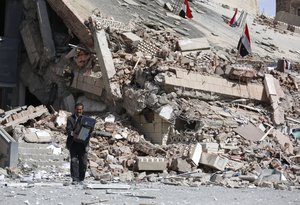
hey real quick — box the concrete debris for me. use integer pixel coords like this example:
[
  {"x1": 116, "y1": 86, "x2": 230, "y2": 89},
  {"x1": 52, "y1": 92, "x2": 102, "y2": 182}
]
[
  {"x1": 177, "y1": 38, "x2": 210, "y2": 52},
  {"x1": 1, "y1": 0, "x2": 300, "y2": 192}
]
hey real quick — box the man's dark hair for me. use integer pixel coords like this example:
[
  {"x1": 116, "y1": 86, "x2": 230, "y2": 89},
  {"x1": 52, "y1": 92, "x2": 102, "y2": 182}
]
[{"x1": 75, "y1": 102, "x2": 84, "y2": 109}]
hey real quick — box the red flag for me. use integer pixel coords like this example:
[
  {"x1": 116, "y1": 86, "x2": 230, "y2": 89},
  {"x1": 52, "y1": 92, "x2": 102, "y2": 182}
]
[
  {"x1": 237, "y1": 23, "x2": 251, "y2": 57},
  {"x1": 228, "y1": 8, "x2": 238, "y2": 27},
  {"x1": 185, "y1": 0, "x2": 193, "y2": 19}
]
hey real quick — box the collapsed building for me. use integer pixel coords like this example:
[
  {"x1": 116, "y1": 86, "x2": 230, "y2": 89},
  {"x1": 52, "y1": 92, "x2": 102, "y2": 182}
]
[{"x1": 1, "y1": 0, "x2": 300, "y2": 190}]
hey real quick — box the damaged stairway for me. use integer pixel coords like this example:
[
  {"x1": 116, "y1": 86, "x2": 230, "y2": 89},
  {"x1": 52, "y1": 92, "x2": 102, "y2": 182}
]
[{"x1": 18, "y1": 142, "x2": 69, "y2": 181}]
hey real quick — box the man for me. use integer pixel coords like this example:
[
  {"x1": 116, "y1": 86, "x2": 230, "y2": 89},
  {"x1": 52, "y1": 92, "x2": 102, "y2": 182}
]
[{"x1": 66, "y1": 103, "x2": 89, "y2": 185}]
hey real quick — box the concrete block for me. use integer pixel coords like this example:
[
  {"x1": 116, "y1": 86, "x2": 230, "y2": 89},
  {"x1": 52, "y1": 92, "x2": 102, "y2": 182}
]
[
  {"x1": 0, "y1": 127, "x2": 18, "y2": 168},
  {"x1": 136, "y1": 157, "x2": 167, "y2": 171},
  {"x1": 200, "y1": 153, "x2": 228, "y2": 171},
  {"x1": 159, "y1": 105, "x2": 174, "y2": 121},
  {"x1": 178, "y1": 37, "x2": 210, "y2": 52},
  {"x1": 189, "y1": 143, "x2": 202, "y2": 165},
  {"x1": 201, "y1": 143, "x2": 219, "y2": 153},
  {"x1": 171, "y1": 158, "x2": 192, "y2": 173},
  {"x1": 121, "y1": 32, "x2": 142, "y2": 47}
]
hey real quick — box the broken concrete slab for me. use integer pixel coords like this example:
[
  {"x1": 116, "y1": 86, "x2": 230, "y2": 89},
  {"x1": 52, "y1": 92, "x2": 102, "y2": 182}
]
[
  {"x1": 273, "y1": 130, "x2": 294, "y2": 155},
  {"x1": 93, "y1": 29, "x2": 122, "y2": 100},
  {"x1": 121, "y1": 32, "x2": 142, "y2": 47},
  {"x1": 20, "y1": 21, "x2": 43, "y2": 67},
  {"x1": 264, "y1": 74, "x2": 285, "y2": 125},
  {"x1": 171, "y1": 158, "x2": 192, "y2": 173},
  {"x1": 135, "y1": 157, "x2": 167, "y2": 171},
  {"x1": 227, "y1": 160, "x2": 244, "y2": 171},
  {"x1": 177, "y1": 38, "x2": 210, "y2": 52},
  {"x1": 71, "y1": 71, "x2": 104, "y2": 97},
  {"x1": 4, "y1": 105, "x2": 49, "y2": 132},
  {"x1": 85, "y1": 183, "x2": 130, "y2": 189},
  {"x1": 164, "y1": 69, "x2": 268, "y2": 101},
  {"x1": 123, "y1": 0, "x2": 140, "y2": 6},
  {"x1": 200, "y1": 153, "x2": 228, "y2": 171},
  {"x1": 234, "y1": 123, "x2": 266, "y2": 142},
  {"x1": 189, "y1": 143, "x2": 202, "y2": 166},
  {"x1": 24, "y1": 128, "x2": 52, "y2": 143},
  {"x1": 46, "y1": 0, "x2": 93, "y2": 48},
  {"x1": 36, "y1": 0, "x2": 56, "y2": 60}
]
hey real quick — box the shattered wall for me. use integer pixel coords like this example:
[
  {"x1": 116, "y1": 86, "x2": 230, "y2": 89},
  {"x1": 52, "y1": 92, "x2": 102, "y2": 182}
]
[{"x1": 132, "y1": 112, "x2": 171, "y2": 145}]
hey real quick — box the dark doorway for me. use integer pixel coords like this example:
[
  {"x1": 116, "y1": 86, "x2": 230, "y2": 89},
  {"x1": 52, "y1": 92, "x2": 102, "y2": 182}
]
[
  {"x1": 298, "y1": 8, "x2": 300, "y2": 16},
  {"x1": 0, "y1": 0, "x2": 5, "y2": 36},
  {"x1": 25, "y1": 87, "x2": 42, "y2": 107}
]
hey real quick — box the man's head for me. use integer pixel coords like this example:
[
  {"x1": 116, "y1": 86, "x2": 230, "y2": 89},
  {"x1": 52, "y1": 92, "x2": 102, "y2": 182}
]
[{"x1": 74, "y1": 103, "x2": 84, "y2": 116}]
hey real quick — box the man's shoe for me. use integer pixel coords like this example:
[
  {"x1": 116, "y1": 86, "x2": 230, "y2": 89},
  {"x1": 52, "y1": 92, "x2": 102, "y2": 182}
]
[{"x1": 71, "y1": 180, "x2": 79, "y2": 185}]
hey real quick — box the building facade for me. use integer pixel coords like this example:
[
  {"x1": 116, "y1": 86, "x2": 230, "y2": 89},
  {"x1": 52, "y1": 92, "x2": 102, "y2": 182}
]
[
  {"x1": 277, "y1": 0, "x2": 300, "y2": 16},
  {"x1": 276, "y1": 0, "x2": 300, "y2": 26}
]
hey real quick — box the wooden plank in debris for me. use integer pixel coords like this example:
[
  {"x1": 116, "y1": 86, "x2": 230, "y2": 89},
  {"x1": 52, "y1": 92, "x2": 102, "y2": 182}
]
[
  {"x1": 85, "y1": 183, "x2": 130, "y2": 189},
  {"x1": 164, "y1": 69, "x2": 268, "y2": 101},
  {"x1": 234, "y1": 123, "x2": 265, "y2": 141},
  {"x1": 177, "y1": 38, "x2": 210, "y2": 52}
]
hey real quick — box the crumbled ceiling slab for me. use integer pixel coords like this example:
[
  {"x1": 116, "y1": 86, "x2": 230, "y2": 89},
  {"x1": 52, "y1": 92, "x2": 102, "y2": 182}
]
[{"x1": 164, "y1": 68, "x2": 268, "y2": 101}]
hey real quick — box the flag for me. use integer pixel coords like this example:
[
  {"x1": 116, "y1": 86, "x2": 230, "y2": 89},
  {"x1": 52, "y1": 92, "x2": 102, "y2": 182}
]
[
  {"x1": 185, "y1": 0, "x2": 193, "y2": 19},
  {"x1": 237, "y1": 23, "x2": 251, "y2": 57},
  {"x1": 228, "y1": 8, "x2": 238, "y2": 27}
]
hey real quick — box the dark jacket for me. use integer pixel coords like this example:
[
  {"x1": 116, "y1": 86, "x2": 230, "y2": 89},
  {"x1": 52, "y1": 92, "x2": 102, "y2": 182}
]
[
  {"x1": 66, "y1": 114, "x2": 92, "y2": 149},
  {"x1": 66, "y1": 114, "x2": 77, "y2": 150}
]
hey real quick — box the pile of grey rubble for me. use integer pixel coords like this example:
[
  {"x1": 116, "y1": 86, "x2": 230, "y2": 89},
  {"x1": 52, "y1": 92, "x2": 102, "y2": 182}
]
[{"x1": 1, "y1": 0, "x2": 300, "y2": 191}]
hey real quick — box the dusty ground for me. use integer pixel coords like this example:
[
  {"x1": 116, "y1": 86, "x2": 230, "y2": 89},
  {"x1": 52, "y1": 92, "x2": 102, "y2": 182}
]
[{"x1": 0, "y1": 182, "x2": 299, "y2": 205}]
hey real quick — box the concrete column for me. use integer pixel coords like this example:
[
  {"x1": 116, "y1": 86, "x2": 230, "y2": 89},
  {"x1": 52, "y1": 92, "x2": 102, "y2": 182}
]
[
  {"x1": 36, "y1": 0, "x2": 56, "y2": 60},
  {"x1": 93, "y1": 29, "x2": 122, "y2": 101}
]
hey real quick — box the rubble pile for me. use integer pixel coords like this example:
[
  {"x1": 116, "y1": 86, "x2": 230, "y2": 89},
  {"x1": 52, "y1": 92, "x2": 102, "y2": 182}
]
[{"x1": 1, "y1": 0, "x2": 300, "y2": 191}]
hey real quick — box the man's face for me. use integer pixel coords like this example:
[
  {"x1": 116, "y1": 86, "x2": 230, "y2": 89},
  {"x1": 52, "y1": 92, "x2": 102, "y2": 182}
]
[{"x1": 75, "y1": 105, "x2": 83, "y2": 116}]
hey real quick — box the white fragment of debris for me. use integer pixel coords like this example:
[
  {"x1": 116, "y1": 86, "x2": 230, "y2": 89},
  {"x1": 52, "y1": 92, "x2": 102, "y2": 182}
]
[
  {"x1": 105, "y1": 114, "x2": 116, "y2": 123},
  {"x1": 24, "y1": 200, "x2": 30, "y2": 205},
  {"x1": 112, "y1": 133, "x2": 123, "y2": 140},
  {"x1": 56, "y1": 110, "x2": 68, "y2": 126},
  {"x1": 47, "y1": 144, "x2": 62, "y2": 155}
]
